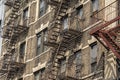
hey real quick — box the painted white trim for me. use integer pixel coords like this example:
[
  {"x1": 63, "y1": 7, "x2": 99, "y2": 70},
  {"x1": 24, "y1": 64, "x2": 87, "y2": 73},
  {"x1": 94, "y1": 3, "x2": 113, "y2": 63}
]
[
  {"x1": 23, "y1": 73, "x2": 33, "y2": 78},
  {"x1": 82, "y1": 70, "x2": 103, "y2": 79},
  {"x1": 82, "y1": 45, "x2": 89, "y2": 50}
]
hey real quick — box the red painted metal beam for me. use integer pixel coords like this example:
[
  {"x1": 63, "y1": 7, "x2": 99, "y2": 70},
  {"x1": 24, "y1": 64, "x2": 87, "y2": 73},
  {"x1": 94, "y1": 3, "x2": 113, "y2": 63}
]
[
  {"x1": 94, "y1": 35, "x2": 109, "y2": 50},
  {"x1": 90, "y1": 16, "x2": 120, "y2": 35},
  {"x1": 98, "y1": 32, "x2": 120, "y2": 59}
]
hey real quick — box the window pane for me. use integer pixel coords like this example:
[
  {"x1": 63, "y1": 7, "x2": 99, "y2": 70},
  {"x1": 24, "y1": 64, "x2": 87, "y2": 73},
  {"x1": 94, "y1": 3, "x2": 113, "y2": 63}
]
[
  {"x1": 34, "y1": 71, "x2": 40, "y2": 80},
  {"x1": 40, "y1": 68, "x2": 45, "y2": 79},
  {"x1": 78, "y1": 8, "x2": 83, "y2": 18},
  {"x1": 91, "y1": 62, "x2": 97, "y2": 73},
  {"x1": 39, "y1": 0, "x2": 46, "y2": 17},
  {"x1": 37, "y1": 34, "x2": 41, "y2": 55},
  {"x1": 90, "y1": 43, "x2": 97, "y2": 73},
  {"x1": 92, "y1": 0, "x2": 98, "y2": 12},
  {"x1": 90, "y1": 43, "x2": 97, "y2": 63},
  {"x1": 23, "y1": 8, "x2": 28, "y2": 19},
  {"x1": 43, "y1": 30, "x2": 48, "y2": 51},
  {"x1": 75, "y1": 52, "x2": 82, "y2": 65},
  {"x1": 63, "y1": 17, "x2": 68, "y2": 29},
  {"x1": 60, "y1": 59, "x2": 66, "y2": 73},
  {"x1": 20, "y1": 42, "x2": 26, "y2": 57}
]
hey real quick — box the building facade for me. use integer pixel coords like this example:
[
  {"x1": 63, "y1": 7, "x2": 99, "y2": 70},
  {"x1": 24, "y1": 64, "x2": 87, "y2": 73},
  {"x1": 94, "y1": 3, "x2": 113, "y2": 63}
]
[{"x1": 0, "y1": 0, "x2": 120, "y2": 80}]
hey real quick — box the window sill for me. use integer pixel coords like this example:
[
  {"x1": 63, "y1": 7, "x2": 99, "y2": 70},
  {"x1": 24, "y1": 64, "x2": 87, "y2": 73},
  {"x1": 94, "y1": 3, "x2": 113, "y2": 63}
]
[
  {"x1": 82, "y1": 70, "x2": 103, "y2": 79},
  {"x1": 38, "y1": 10, "x2": 51, "y2": 21}
]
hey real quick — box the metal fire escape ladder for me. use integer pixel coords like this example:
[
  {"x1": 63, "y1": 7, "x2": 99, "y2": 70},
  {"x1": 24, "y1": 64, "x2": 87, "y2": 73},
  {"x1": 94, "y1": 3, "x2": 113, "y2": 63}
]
[
  {"x1": 0, "y1": 0, "x2": 28, "y2": 79},
  {"x1": 45, "y1": 1, "x2": 70, "y2": 80},
  {"x1": 45, "y1": 0, "x2": 83, "y2": 80}
]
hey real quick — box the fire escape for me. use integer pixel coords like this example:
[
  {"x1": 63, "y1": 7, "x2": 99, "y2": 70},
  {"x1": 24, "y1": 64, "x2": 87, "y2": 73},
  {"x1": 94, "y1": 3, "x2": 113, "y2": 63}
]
[
  {"x1": 90, "y1": 0, "x2": 120, "y2": 68},
  {"x1": 45, "y1": 0, "x2": 82, "y2": 80},
  {"x1": 0, "y1": 0, "x2": 28, "y2": 79}
]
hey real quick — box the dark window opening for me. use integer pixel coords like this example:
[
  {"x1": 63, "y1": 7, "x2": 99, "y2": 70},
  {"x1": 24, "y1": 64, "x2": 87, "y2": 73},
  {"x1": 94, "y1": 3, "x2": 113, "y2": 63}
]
[{"x1": 20, "y1": 42, "x2": 26, "y2": 58}]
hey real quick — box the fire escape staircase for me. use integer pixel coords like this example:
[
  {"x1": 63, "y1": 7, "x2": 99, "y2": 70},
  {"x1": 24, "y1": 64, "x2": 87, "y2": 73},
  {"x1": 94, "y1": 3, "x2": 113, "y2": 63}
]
[
  {"x1": 44, "y1": 0, "x2": 82, "y2": 80},
  {"x1": 90, "y1": 16, "x2": 120, "y2": 60},
  {"x1": 0, "y1": 0, "x2": 28, "y2": 79}
]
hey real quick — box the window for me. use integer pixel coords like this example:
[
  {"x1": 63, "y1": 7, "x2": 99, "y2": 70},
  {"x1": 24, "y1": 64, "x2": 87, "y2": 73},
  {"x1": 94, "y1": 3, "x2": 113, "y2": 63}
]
[
  {"x1": 20, "y1": 42, "x2": 26, "y2": 58},
  {"x1": 37, "y1": 33, "x2": 41, "y2": 56},
  {"x1": 60, "y1": 58, "x2": 66, "y2": 73},
  {"x1": 63, "y1": 17, "x2": 68, "y2": 29},
  {"x1": 23, "y1": 7, "x2": 28, "y2": 19},
  {"x1": 23, "y1": 7, "x2": 29, "y2": 26},
  {"x1": 39, "y1": 0, "x2": 47, "y2": 17},
  {"x1": 90, "y1": 42, "x2": 98, "y2": 72},
  {"x1": 75, "y1": 51, "x2": 82, "y2": 78},
  {"x1": 77, "y1": 7, "x2": 83, "y2": 19},
  {"x1": 91, "y1": 62, "x2": 97, "y2": 73},
  {"x1": 36, "y1": 29, "x2": 48, "y2": 55},
  {"x1": 92, "y1": 0, "x2": 99, "y2": 12},
  {"x1": 43, "y1": 29, "x2": 48, "y2": 51},
  {"x1": 34, "y1": 68, "x2": 45, "y2": 80}
]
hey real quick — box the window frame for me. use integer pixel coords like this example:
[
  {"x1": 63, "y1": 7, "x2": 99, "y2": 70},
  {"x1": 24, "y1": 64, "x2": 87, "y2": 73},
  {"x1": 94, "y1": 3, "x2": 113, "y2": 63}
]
[{"x1": 36, "y1": 28, "x2": 48, "y2": 56}]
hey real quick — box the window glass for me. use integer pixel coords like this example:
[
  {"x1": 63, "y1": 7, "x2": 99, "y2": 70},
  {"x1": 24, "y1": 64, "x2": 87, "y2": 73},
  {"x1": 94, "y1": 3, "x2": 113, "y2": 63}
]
[
  {"x1": 39, "y1": 0, "x2": 47, "y2": 17},
  {"x1": 37, "y1": 34, "x2": 41, "y2": 55},
  {"x1": 34, "y1": 68, "x2": 45, "y2": 80},
  {"x1": 63, "y1": 17, "x2": 68, "y2": 29},
  {"x1": 90, "y1": 42, "x2": 98, "y2": 72},
  {"x1": 23, "y1": 7, "x2": 28, "y2": 19},
  {"x1": 20, "y1": 42, "x2": 26, "y2": 57},
  {"x1": 92, "y1": 0, "x2": 99, "y2": 12},
  {"x1": 60, "y1": 59, "x2": 66, "y2": 73},
  {"x1": 90, "y1": 43, "x2": 97, "y2": 63},
  {"x1": 43, "y1": 29, "x2": 48, "y2": 51},
  {"x1": 78, "y1": 7, "x2": 83, "y2": 18}
]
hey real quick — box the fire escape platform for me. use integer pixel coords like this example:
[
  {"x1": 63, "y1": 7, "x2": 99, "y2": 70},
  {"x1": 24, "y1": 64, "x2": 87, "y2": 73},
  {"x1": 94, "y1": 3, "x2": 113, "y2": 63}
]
[
  {"x1": 44, "y1": 29, "x2": 82, "y2": 48},
  {"x1": 90, "y1": 16, "x2": 120, "y2": 59}
]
